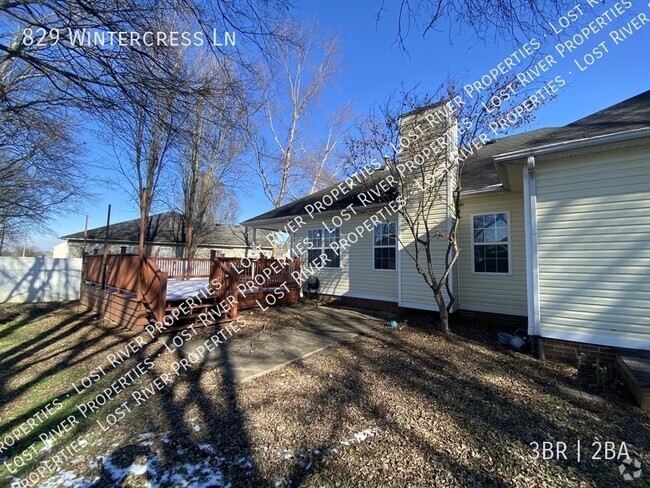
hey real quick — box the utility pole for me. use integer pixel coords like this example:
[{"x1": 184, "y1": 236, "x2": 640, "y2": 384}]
[{"x1": 0, "y1": 219, "x2": 5, "y2": 256}]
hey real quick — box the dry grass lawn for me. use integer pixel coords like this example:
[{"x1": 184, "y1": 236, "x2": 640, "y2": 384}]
[{"x1": 0, "y1": 301, "x2": 648, "y2": 487}]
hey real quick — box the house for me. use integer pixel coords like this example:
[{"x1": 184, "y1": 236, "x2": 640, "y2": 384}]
[
  {"x1": 243, "y1": 89, "x2": 650, "y2": 368},
  {"x1": 54, "y1": 212, "x2": 273, "y2": 258}
]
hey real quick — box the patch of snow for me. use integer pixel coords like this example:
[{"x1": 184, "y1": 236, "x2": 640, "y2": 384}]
[
  {"x1": 36, "y1": 470, "x2": 95, "y2": 488},
  {"x1": 353, "y1": 427, "x2": 379, "y2": 443},
  {"x1": 102, "y1": 455, "x2": 155, "y2": 483},
  {"x1": 158, "y1": 459, "x2": 226, "y2": 487},
  {"x1": 198, "y1": 443, "x2": 216, "y2": 454},
  {"x1": 280, "y1": 449, "x2": 293, "y2": 460},
  {"x1": 236, "y1": 457, "x2": 253, "y2": 469},
  {"x1": 340, "y1": 427, "x2": 379, "y2": 446}
]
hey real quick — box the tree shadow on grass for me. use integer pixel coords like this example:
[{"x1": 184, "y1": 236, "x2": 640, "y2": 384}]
[{"x1": 3, "y1": 302, "x2": 648, "y2": 487}]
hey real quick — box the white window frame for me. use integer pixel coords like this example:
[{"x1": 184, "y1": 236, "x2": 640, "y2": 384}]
[
  {"x1": 471, "y1": 211, "x2": 511, "y2": 275},
  {"x1": 373, "y1": 221, "x2": 397, "y2": 271},
  {"x1": 306, "y1": 228, "x2": 342, "y2": 269}
]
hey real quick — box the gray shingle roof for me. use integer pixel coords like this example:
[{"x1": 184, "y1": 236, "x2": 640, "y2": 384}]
[
  {"x1": 240, "y1": 169, "x2": 396, "y2": 225},
  {"x1": 496, "y1": 89, "x2": 650, "y2": 156},
  {"x1": 243, "y1": 89, "x2": 650, "y2": 224},
  {"x1": 62, "y1": 212, "x2": 272, "y2": 248},
  {"x1": 462, "y1": 128, "x2": 558, "y2": 190}
]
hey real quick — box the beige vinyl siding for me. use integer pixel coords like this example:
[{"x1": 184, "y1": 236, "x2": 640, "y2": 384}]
[
  {"x1": 395, "y1": 103, "x2": 457, "y2": 310},
  {"x1": 398, "y1": 168, "x2": 453, "y2": 311},
  {"x1": 535, "y1": 147, "x2": 650, "y2": 348},
  {"x1": 457, "y1": 191, "x2": 527, "y2": 316},
  {"x1": 293, "y1": 212, "x2": 398, "y2": 302}
]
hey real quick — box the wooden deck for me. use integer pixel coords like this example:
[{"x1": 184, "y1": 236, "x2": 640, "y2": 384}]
[
  {"x1": 616, "y1": 348, "x2": 650, "y2": 411},
  {"x1": 80, "y1": 253, "x2": 301, "y2": 333}
]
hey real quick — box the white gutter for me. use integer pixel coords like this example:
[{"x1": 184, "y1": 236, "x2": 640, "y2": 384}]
[
  {"x1": 460, "y1": 185, "x2": 505, "y2": 197},
  {"x1": 523, "y1": 155, "x2": 544, "y2": 359},
  {"x1": 495, "y1": 127, "x2": 650, "y2": 162}
]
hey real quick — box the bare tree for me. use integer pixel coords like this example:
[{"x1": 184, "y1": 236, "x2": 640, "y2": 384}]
[
  {"x1": 0, "y1": 105, "x2": 88, "y2": 240},
  {"x1": 0, "y1": 0, "x2": 294, "y2": 241},
  {"x1": 253, "y1": 24, "x2": 347, "y2": 208},
  {"x1": 376, "y1": 0, "x2": 573, "y2": 50},
  {"x1": 173, "y1": 57, "x2": 249, "y2": 257},
  {"x1": 345, "y1": 77, "x2": 534, "y2": 331}
]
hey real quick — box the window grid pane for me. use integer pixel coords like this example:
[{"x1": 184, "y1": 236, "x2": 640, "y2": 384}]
[
  {"x1": 307, "y1": 227, "x2": 340, "y2": 268},
  {"x1": 374, "y1": 222, "x2": 397, "y2": 270},
  {"x1": 472, "y1": 213, "x2": 509, "y2": 274}
]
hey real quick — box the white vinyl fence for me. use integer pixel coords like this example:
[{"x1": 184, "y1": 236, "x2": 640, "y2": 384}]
[{"x1": 0, "y1": 257, "x2": 83, "y2": 303}]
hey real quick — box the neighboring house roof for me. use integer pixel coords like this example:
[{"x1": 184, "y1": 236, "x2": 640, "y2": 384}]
[
  {"x1": 243, "y1": 89, "x2": 650, "y2": 225},
  {"x1": 62, "y1": 212, "x2": 273, "y2": 248}
]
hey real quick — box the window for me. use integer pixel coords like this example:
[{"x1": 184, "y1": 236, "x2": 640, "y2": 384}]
[
  {"x1": 472, "y1": 213, "x2": 509, "y2": 273},
  {"x1": 158, "y1": 247, "x2": 172, "y2": 258},
  {"x1": 120, "y1": 246, "x2": 135, "y2": 254},
  {"x1": 374, "y1": 222, "x2": 397, "y2": 270},
  {"x1": 307, "y1": 228, "x2": 340, "y2": 268}
]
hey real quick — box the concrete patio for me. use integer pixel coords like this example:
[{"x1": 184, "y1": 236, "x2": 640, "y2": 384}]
[{"x1": 171, "y1": 303, "x2": 396, "y2": 382}]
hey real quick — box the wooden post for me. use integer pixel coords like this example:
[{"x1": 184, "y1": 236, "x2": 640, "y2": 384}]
[
  {"x1": 101, "y1": 205, "x2": 111, "y2": 290},
  {"x1": 82, "y1": 215, "x2": 89, "y2": 256},
  {"x1": 137, "y1": 188, "x2": 148, "y2": 302}
]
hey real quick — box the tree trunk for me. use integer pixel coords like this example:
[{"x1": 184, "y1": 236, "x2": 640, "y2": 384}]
[
  {"x1": 137, "y1": 188, "x2": 149, "y2": 302},
  {"x1": 434, "y1": 289, "x2": 449, "y2": 333}
]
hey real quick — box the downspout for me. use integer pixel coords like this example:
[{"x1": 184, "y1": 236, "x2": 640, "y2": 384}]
[
  {"x1": 291, "y1": 231, "x2": 303, "y2": 298},
  {"x1": 396, "y1": 213, "x2": 402, "y2": 305},
  {"x1": 523, "y1": 156, "x2": 544, "y2": 359}
]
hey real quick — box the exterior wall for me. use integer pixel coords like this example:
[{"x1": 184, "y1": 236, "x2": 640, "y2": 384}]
[
  {"x1": 456, "y1": 191, "x2": 527, "y2": 316},
  {"x1": 52, "y1": 241, "x2": 68, "y2": 258},
  {"x1": 61, "y1": 241, "x2": 259, "y2": 259},
  {"x1": 398, "y1": 194, "x2": 451, "y2": 311},
  {"x1": 397, "y1": 105, "x2": 456, "y2": 311},
  {"x1": 195, "y1": 246, "x2": 268, "y2": 258},
  {"x1": 66, "y1": 242, "x2": 184, "y2": 257},
  {"x1": 293, "y1": 211, "x2": 399, "y2": 303},
  {"x1": 535, "y1": 146, "x2": 650, "y2": 350},
  {"x1": 0, "y1": 257, "x2": 83, "y2": 303}
]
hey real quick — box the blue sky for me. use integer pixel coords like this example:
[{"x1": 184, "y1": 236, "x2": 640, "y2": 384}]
[{"x1": 36, "y1": 1, "x2": 650, "y2": 251}]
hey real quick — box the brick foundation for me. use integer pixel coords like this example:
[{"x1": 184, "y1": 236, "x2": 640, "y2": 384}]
[
  {"x1": 542, "y1": 338, "x2": 616, "y2": 365},
  {"x1": 455, "y1": 310, "x2": 528, "y2": 330},
  {"x1": 311, "y1": 296, "x2": 617, "y2": 365},
  {"x1": 316, "y1": 294, "x2": 400, "y2": 312}
]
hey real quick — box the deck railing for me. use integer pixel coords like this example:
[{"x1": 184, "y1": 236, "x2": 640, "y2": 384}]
[
  {"x1": 82, "y1": 253, "x2": 168, "y2": 323},
  {"x1": 152, "y1": 257, "x2": 211, "y2": 279},
  {"x1": 83, "y1": 254, "x2": 139, "y2": 291},
  {"x1": 210, "y1": 258, "x2": 239, "y2": 320},
  {"x1": 141, "y1": 258, "x2": 168, "y2": 323},
  {"x1": 213, "y1": 255, "x2": 300, "y2": 289},
  {"x1": 82, "y1": 253, "x2": 300, "y2": 328}
]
